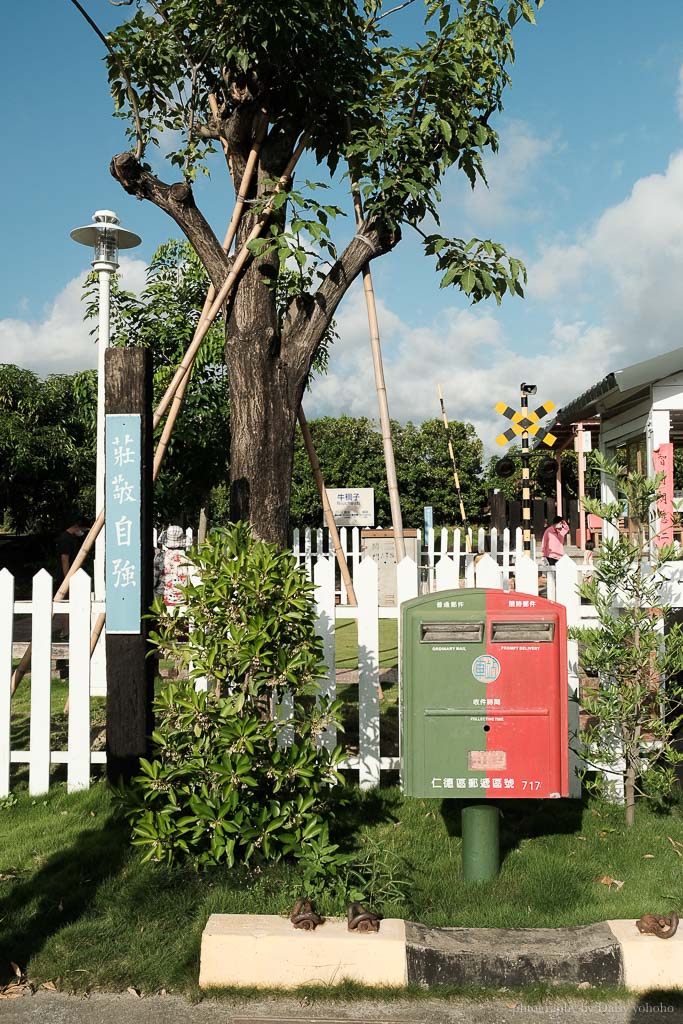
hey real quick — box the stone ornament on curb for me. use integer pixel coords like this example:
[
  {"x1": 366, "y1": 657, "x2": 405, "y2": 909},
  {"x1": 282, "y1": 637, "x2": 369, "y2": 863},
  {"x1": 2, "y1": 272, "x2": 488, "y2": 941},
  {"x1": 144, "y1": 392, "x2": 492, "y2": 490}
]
[
  {"x1": 289, "y1": 899, "x2": 324, "y2": 931},
  {"x1": 347, "y1": 901, "x2": 381, "y2": 932},
  {"x1": 635, "y1": 912, "x2": 679, "y2": 939}
]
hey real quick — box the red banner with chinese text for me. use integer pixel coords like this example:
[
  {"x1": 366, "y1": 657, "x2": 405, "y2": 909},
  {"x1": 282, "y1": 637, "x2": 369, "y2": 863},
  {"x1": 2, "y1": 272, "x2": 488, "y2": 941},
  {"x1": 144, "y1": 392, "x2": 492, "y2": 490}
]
[{"x1": 652, "y1": 443, "x2": 674, "y2": 548}]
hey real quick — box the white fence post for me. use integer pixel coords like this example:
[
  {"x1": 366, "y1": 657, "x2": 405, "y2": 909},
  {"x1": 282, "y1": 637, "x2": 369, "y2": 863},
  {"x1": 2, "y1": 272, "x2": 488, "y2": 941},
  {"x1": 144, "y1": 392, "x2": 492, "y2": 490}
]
[
  {"x1": 427, "y1": 527, "x2": 435, "y2": 589},
  {"x1": 435, "y1": 555, "x2": 459, "y2": 592},
  {"x1": 29, "y1": 569, "x2": 53, "y2": 796},
  {"x1": 0, "y1": 569, "x2": 13, "y2": 798},
  {"x1": 452, "y1": 529, "x2": 463, "y2": 581},
  {"x1": 314, "y1": 556, "x2": 337, "y2": 752},
  {"x1": 555, "y1": 554, "x2": 583, "y2": 798},
  {"x1": 339, "y1": 527, "x2": 348, "y2": 604},
  {"x1": 502, "y1": 528, "x2": 511, "y2": 586},
  {"x1": 515, "y1": 554, "x2": 539, "y2": 596},
  {"x1": 475, "y1": 553, "x2": 503, "y2": 589},
  {"x1": 356, "y1": 557, "x2": 380, "y2": 789},
  {"x1": 68, "y1": 570, "x2": 92, "y2": 792},
  {"x1": 351, "y1": 527, "x2": 361, "y2": 591}
]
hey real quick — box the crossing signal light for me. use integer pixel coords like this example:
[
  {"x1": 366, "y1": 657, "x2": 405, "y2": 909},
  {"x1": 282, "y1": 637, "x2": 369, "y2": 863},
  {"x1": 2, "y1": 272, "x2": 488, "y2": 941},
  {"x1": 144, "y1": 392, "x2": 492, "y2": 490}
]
[
  {"x1": 538, "y1": 458, "x2": 558, "y2": 481},
  {"x1": 495, "y1": 457, "x2": 516, "y2": 479}
]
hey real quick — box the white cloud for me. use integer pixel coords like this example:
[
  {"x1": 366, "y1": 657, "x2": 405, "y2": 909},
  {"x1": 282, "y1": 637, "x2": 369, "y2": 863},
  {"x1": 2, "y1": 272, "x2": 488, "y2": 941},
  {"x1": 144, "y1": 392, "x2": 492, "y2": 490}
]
[
  {"x1": 306, "y1": 286, "x2": 618, "y2": 453},
  {"x1": 447, "y1": 120, "x2": 558, "y2": 227},
  {"x1": 528, "y1": 149, "x2": 683, "y2": 364},
  {"x1": 0, "y1": 257, "x2": 148, "y2": 377}
]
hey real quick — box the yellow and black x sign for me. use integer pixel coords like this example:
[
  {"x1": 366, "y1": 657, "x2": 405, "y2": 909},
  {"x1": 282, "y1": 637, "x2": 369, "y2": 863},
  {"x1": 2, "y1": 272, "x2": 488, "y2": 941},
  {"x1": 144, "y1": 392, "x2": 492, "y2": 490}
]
[{"x1": 494, "y1": 400, "x2": 557, "y2": 448}]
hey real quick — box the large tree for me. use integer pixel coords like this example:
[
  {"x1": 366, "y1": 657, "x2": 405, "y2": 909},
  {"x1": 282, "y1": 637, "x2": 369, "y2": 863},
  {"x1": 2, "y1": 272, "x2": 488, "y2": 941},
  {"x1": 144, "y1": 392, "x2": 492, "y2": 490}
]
[{"x1": 97, "y1": 0, "x2": 542, "y2": 546}]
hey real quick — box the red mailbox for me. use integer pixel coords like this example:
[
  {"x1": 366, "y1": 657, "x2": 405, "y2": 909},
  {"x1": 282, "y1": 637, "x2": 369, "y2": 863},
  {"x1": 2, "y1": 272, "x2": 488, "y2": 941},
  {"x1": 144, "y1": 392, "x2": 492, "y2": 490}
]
[{"x1": 401, "y1": 588, "x2": 570, "y2": 799}]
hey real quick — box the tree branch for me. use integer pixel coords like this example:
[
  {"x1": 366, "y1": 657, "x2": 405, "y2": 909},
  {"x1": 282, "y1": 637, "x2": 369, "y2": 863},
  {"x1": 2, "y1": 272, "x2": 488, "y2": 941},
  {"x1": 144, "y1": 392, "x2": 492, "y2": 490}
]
[
  {"x1": 376, "y1": 0, "x2": 417, "y2": 22},
  {"x1": 110, "y1": 153, "x2": 232, "y2": 289},
  {"x1": 69, "y1": 0, "x2": 144, "y2": 161},
  {"x1": 283, "y1": 219, "x2": 399, "y2": 375}
]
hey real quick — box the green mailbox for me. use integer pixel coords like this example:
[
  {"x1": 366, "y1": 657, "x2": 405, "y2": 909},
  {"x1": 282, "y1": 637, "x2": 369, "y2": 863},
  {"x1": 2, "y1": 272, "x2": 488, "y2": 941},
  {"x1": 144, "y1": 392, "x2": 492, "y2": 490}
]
[{"x1": 400, "y1": 587, "x2": 569, "y2": 802}]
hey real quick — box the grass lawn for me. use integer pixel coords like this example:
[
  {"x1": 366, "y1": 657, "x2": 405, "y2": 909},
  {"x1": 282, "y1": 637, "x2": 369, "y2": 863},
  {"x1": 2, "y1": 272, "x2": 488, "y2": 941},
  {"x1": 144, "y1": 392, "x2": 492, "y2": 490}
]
[
  {"x1": 2, "y1": 780, "x2": 683, "y2": 995},
  {"x1": 335, "y1": 618, "x2": 398, "y2": 669},
  {"x1": 7, "y1": 676, "x2": 106, "y2": 790}
]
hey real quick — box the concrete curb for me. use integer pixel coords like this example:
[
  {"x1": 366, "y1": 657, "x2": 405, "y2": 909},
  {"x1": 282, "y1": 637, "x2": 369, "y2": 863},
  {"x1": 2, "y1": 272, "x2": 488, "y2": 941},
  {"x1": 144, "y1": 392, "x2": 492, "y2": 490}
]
[
  {"x1": 405, "y1": 921, "x2": 622, "y2": 988},
  {"x1": 198, "y1": 915, "x2": 683, "y2": 992}
]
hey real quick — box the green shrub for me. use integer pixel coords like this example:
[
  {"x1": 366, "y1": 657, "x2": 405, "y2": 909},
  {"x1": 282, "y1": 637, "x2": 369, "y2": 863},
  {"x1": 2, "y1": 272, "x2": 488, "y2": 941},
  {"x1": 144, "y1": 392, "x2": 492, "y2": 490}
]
[{"x1": 121, "y1": 522, "x2": 343, "y2": 867}]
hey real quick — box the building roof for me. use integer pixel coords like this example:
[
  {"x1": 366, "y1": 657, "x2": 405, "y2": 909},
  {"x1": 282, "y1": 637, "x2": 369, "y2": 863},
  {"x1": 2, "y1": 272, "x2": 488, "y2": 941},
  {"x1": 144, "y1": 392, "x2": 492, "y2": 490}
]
[{"x1": 554, "y1": 345, "x2": 683, "y2": 426}]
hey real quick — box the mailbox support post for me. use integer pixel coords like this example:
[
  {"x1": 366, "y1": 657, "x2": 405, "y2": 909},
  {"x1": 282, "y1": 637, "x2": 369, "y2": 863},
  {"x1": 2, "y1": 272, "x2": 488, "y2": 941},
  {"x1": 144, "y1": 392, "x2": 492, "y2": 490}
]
[{"x1": 462, "y1": 803, "x2": 500, "y2": 881}]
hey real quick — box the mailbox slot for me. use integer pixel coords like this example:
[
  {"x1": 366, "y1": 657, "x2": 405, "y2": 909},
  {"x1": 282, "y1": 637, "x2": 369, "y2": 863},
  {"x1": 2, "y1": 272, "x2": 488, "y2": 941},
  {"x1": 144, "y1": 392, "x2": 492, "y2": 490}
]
[
  {"x1": 490, "y1": 620, "x2": 555, "y2": 643},
  {"x1": 420, "y1": 621, "x2": 484, "y2": 644}
]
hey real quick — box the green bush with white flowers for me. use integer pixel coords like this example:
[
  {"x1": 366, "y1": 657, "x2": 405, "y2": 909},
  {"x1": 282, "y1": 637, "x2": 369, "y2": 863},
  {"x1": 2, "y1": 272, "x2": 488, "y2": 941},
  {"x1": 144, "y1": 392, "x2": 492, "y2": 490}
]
[{"x1": 121, "y1": 523, "x2": 343, "y2": 867}]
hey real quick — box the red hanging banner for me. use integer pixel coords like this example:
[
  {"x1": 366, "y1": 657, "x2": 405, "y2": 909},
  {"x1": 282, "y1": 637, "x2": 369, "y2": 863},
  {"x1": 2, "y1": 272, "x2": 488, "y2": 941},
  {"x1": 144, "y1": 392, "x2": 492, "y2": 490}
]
[{"x1": 652, "y1": 443, "x2": 674, "y2": 548}]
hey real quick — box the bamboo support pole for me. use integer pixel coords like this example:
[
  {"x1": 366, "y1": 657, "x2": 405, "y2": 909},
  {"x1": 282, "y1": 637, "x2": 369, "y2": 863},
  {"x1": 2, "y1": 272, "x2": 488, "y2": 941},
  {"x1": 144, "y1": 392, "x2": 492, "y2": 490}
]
[
  {"x1": 350, "y1": 182, "x2": 405, "y2": 562},
  {"x1": 297, "y1": 407, "x2": 357, "y2": 606},
  {"x1": 437, "y1": 383, "x2": 471, "y2": 553},
  {"x1": 151, "y1": 139, "x2": 355, "y2": 598}
]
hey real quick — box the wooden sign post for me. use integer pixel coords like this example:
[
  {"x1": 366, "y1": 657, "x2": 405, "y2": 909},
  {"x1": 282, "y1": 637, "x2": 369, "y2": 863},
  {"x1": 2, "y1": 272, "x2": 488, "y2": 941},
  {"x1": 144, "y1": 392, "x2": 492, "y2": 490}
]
[{"x1": 104, "y1": 348, "x2": 154, "y2": 783}]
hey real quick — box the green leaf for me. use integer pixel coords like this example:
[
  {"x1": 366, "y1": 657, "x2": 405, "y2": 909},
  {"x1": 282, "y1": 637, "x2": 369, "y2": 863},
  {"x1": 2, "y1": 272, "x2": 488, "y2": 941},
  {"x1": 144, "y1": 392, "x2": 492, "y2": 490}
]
[{"x1": 461, "y1": 269, "x2": 476, "y2": 294}]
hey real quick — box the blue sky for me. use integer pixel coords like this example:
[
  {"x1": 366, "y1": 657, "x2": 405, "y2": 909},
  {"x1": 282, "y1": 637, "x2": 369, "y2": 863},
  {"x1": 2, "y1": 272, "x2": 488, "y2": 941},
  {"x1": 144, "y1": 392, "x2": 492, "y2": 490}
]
[{"x1": 2, "y1": 1, "x2": 683, "y2": 448}]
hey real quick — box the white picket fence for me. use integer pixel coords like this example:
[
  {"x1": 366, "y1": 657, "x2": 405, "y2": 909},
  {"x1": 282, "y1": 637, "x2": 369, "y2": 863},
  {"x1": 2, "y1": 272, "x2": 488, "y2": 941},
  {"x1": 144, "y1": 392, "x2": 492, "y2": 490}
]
[
  {"x1": 293, "y1": 525, "x2": 537, "y2": 599},
  {"x1": 1, "y1": 568, "x2": 106, "y2": 798},
  {"x1": 10, "y1": 544, "x2": 672, "y2": 796}
]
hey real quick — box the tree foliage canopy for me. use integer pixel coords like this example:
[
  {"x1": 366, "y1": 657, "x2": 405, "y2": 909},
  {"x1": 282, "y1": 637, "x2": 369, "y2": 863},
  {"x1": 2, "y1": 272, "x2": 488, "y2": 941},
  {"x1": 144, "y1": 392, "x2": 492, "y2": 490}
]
[
  {"x1": 72, "y1": 0, "x2": 545, "y2": 545},
  {"x1": 287, "y1": 415, "x2": 485, "y2": 528},
  {"x1": 0, "y1": 364, "x2": 96, "y2": 533},
  {"x1": 104, "y1": 0, "x2": 540, "y2": 303}
]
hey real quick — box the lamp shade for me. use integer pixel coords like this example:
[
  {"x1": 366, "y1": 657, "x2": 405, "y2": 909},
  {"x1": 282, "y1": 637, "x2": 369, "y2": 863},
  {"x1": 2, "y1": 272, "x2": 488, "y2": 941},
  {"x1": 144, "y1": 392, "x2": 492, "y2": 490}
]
[{"x1": 70, "y1": 210, "x2": 141, "y2": 269}]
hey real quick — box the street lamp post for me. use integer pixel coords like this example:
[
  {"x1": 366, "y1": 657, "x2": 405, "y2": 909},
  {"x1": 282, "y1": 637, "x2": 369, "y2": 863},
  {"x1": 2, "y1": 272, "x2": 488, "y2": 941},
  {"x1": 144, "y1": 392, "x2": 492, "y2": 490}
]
[{"x1": 70, "y1": 211, "x2": 141, "y2": 600}]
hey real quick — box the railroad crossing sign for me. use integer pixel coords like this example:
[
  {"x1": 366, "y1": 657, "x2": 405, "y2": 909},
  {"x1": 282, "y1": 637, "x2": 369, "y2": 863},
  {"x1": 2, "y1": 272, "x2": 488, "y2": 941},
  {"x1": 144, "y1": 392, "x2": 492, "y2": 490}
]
[{"x1": 494, "y1": 400, "x2": 557, "y2": 448}]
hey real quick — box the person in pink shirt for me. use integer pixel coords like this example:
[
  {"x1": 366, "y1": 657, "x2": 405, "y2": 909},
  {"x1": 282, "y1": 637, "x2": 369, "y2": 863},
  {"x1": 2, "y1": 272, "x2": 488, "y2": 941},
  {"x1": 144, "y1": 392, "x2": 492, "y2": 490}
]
[{"x1": 541, "y1": 515, "x2": 569, "y2": 565}]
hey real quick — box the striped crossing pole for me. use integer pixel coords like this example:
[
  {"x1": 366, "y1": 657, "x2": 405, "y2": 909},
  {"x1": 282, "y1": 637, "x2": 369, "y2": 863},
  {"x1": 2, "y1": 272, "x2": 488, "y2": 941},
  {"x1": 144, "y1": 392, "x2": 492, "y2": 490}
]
[
  {"x1": 520, "y1": 385, "x2": 532, "y2": 554},
  {"x1": 493, "y1": 387, "x2": 557, "y2": 558}
]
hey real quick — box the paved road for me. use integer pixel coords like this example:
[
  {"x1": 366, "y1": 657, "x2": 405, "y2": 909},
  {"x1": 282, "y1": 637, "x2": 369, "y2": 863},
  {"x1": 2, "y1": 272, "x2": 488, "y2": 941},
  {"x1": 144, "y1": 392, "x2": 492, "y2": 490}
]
[{"x1": 2, "y1": 992, "x2": 683, "y2": 1024}]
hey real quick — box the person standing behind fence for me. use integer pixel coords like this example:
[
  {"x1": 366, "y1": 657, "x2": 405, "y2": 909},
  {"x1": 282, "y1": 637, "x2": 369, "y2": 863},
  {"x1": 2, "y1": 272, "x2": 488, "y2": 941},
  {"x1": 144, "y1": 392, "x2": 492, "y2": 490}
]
[
  {"x1": 153, "y1": 525, "x2": 190, "y2": 607},
  {"x1": 541, "y1": 515, "x2": 569, "y2": 566},
  {"x1": 57, "y1": 515, "x2": 90, "y2": 583}
]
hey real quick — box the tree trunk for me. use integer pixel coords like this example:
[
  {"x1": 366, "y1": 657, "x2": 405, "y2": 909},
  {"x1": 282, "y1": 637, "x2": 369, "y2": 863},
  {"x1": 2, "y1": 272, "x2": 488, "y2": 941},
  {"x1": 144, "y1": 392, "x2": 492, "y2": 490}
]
[
  {"x1": 625, "y1": 764, "x2": 636, "y2": 827},
  {"x1": 227, "y1": 338, "x2": 303, "y2": 547}
]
